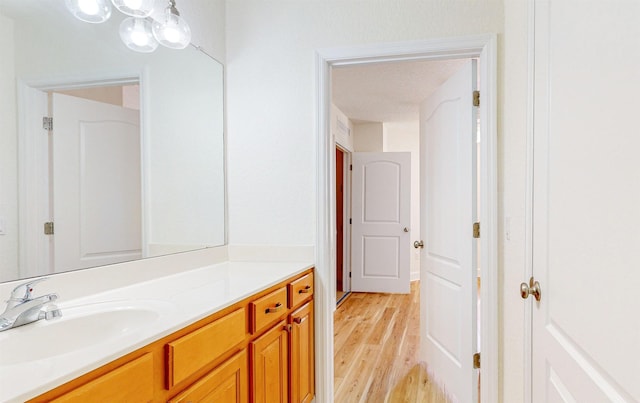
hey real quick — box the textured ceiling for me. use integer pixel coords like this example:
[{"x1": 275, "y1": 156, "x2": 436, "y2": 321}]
[{"x1": 331, "y1": 58, "x2": 468, "y2": 124}]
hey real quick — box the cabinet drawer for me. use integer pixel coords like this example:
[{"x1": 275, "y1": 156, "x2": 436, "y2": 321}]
[
  {"x1": 288, "y1": 272, "x2": 314, "y2": 308},
  {"x1": 51, "y1": 353, "x2": 154, "y2": 403},
  {"x1": 167, "y1": 308, "x2": 246, "y2": 388},
  {"x1": 168, "y1": 349, "x2": 248, "y2": 403},
  {"x1": 250, "y1": 287, "x2": 287, "y2": 334}
]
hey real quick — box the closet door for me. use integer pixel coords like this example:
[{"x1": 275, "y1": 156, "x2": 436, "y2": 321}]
[{"x1": 530, "y1": 1, "x2": 640, "y2": 401}]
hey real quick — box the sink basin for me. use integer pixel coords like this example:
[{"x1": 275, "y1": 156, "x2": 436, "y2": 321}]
[{"x1": 0, "y1": 300, "x2": 175, "y2": 366}]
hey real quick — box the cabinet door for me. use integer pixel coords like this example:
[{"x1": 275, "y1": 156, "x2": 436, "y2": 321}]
[
  {"x1": 250, "y1": 320, "x2": 288, "y2": 403},
  {"x1": 289, "y1": 301, "x2": 314, "y2": 403},
  {"x1": 168, "y1": 349, "x2": 248, "y2": 403}
]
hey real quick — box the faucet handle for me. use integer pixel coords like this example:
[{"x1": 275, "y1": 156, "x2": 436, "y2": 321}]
[{"x1": 9, "y1": 278, "x2": 49, "y2": 302}]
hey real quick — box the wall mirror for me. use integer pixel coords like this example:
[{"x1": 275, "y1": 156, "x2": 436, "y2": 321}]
[{"x1": 0, "y1": 0, "x2": 225, "y2": 282}]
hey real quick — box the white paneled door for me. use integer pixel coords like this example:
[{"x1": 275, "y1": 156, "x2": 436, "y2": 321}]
[
  {"x1": 530, "y1": 1, "x2": 640, "y2": 401},
  {"x1": 419, "y1": 59, "x2": 478, "y2": 403},
  {"x1": 52, "y1": 93, "x2": 142, "y2": 271},
  {"x1": 351, "y1": 152, "x2": 411, "y2": 294}
]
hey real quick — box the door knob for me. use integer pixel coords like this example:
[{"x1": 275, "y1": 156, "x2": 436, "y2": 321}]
[
  {"x1": 520, "y1": 277, "x2": 541, "y2": 301},
  {"x1": 413, "y1": 240, "x2": 424, "y2": 249}
]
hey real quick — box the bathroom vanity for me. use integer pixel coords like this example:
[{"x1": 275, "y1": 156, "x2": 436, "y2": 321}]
[{"x1": 0, "y1": 261, "x2": 314, "y2": 403}]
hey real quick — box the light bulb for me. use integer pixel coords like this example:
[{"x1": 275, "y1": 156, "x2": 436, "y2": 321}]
[
  {"x1": 152, "y1": 2, "x2": 191, "y2": 49},
  {"x1": 65, "y1": 0, "x2": 112, "y2": 23},
  {"x1": 111, "y1": 0, "x2": 155, "y2": 17},
  {"x1": 119, "y1": 17, "x2": 158, "y2": 53}
]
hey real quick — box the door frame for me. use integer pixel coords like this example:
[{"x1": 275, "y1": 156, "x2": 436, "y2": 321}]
[
  {"x1": 17, "y1": 71, "x2": 145, "y2": 278},
  {"x1": 315, "y1": 34, "x2": 498, "y2": 402}
]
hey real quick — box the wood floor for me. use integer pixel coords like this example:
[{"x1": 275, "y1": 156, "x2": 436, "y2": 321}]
[{"x1": 334, "y1": 281, "x2": 450, "y2": 402}]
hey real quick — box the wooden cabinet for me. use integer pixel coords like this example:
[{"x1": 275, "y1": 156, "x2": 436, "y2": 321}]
[
  {"x1": 168, "y1": 350, "x2": 248, "y2": 403},
  {"x1": 30, "y1": 268, "x2": 313, "y2": 403},
  {"x1": 289, "y1": 301, "x2": 314, "y2": 403},
  {"x1": 166, "y1": 307, "x2": 246, "y2": 388},
  {"x1": 250, "y1": 320, "x2": 289, "y2": 403}
]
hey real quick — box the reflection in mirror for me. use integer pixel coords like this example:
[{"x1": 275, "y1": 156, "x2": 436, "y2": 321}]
[{"x1": 0, "y1": 0, "x2": 225, "y2": 282}]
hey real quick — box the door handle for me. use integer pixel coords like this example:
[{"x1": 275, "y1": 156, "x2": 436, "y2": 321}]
[
  {"x1": 520, "y1": 277, "x2": 541, "y2": 301},
  {"x1": 413, "y1": 240, "x2": 424, "y2": 249}
]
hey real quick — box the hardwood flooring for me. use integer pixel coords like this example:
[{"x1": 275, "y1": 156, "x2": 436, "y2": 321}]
[{"x1": 334, "y1": 281, "x2": 450, "y2": 402}]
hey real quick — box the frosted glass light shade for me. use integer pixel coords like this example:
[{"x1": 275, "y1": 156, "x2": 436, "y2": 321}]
[
  {"x1": 66, "y1": 0, "x2": 112, "y2": 23},
  {"x1": 111, "y1": 0, "x2": 155, "y2": 17},
  {"x1": 119, "y1": 17, "x2": 158, "y2": 53},
  {"x1": 152, "y1": 9, "x2": 191, "y2": 49}
]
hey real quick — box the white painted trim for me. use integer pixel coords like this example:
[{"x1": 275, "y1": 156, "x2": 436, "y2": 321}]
[
  {"x1": 315, "y1": 34, "x2": 499, "y2": 403},
  {"x1": 524, "y1": 0, "x2": 536, "y2": 401},
  {"x1": 17, "y1": 82, "x2": 50, "y2": 279}
]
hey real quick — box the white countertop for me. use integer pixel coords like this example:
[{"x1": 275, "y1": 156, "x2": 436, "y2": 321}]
[{"x1": 0, "y1": 260, "x2": 313, "y2": 403}]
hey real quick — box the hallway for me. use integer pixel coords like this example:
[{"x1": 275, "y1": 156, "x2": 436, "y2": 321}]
[{"x1": 333, "y1": 282, "x2": 449, "y2": 402}]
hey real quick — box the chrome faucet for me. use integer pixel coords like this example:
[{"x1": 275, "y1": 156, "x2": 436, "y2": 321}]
[{"x1": 0, "y1": 278, "x2": 62, "y2": 331}]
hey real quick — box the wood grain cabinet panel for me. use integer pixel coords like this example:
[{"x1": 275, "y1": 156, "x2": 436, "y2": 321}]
[
  {"x1": 250, "y1": 320, "x2": 289, "y2": 403},
  {"x1": 289, "y1": 301, "x2": 315, "y2": 403},
  {"x1": 51, "y1": 353, "x2": 154, "y2": 403},
  {"x1": 167, "y1": 307, "x2": 246, "y2": 388},
  {"x1": 250, "y1": 287, "x2": 287, "y2": 334},
  {"x1": 287, "y1": 273, "x2": 314, "y2": 309},
  {"x1": 168, "y1": 349, "x2": 248, "y2": 403}
]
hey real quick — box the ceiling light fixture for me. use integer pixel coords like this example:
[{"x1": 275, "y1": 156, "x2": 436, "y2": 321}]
[
  {"x1": 65, "y1": 0, "x2": 112, "y2": 23},
  {"x1": 111, "y1": 0, "x2": 155, "y2": 18},
  {"x1": 151, "y1": 0, "x2": 191, "y2": 50},
  {"x1": 65, "y1": 0, "x2": 191, "y2": 53},
  {"x1": 119, "y1": 17, "x2": 158, "y2": 53}
]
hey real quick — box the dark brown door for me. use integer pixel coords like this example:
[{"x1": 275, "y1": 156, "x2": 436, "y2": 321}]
[{"x1": 335, "y1": 148, "x2": 344, "y2": 292}]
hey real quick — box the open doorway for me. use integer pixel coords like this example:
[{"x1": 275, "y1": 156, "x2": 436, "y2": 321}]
[
  {"x1": 331, "y1": 57, "x2": 481, "y2": 400},
  {"x1": 317, "y1": 35, "x2": 498, "y2": 401},
  {"x1": 18, "y1": 80, "x2": 142, "y2": 278}
]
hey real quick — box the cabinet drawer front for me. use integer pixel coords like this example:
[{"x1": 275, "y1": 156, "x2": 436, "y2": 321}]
[
  {"x1": 288, "y1": 272, "x2": 314, "y2": 308},
  {"x1": 167, "y1": 308, "x2": 246, "y2": 388},
  {"x1": 52, "y1": 353, "x2": 154, "y2": 403},
  {"x1": 250, "y1": 287, "x2": 287, "y2": 334},
  {"x1": 168, "y1": 349, "x2": 248, "y2": 403}
]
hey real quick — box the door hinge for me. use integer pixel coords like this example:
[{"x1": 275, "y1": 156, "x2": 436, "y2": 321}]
[
  {"x1": 44, "y1": 222, "x2": 54, "y2": 235},
  {"x1": 349, "y1": 218, "x2": 352, "y2": 224},
  {"x1": 473, "y1": 90, "x2": 480, "y2": 107},
  {"x1": 473, "y1": 352, "x2": 481, "y2": 369},
  {"x1": 349, "y1": 272, "x2": 352, "y2": 278},
  {"x1": 43, "y1": 117, "x2": 53, "y2": 131},
  {"x1": 350, "y1": 164, "x2": 353, "y2": 171},
  {"x1": 473, "y1": 222, "x2": 480, "y2": 238}
]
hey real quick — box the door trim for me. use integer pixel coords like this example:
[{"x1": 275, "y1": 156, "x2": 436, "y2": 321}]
[{"x1": 314, "y1": 34, "x2": 499, "y2": 403}]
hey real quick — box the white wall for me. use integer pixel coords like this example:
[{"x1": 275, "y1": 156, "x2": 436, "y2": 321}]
[
  {"x1": 0, "y1": 15, "x2": 18, "y2": 282},
  {"x1": 225, "y1": 1, "x2": 517, "y2": 400},
  {"x1": 383, "y1": 121, "x2": 421, "y2": 281},
  {"x1": 353, "y1": 122, "x2": 384, "y2": 151}
]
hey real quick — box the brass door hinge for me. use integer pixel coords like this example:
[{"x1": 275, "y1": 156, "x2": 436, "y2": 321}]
[
  {"x1": 473, "y1": 222, "x2": 480, "y2": 239},
  {"x1": 473, "y1": 352, "x2": 481, "y2": 369},
  {"x1": 473, "y1": 90, "x2": 480, "y2": 107},
  {"x1": 44, "y1": 222, "x2": 54, "y2": 235},
  {"x1": 43, "y1": 117, "x2": 53, "y2": 131}
]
